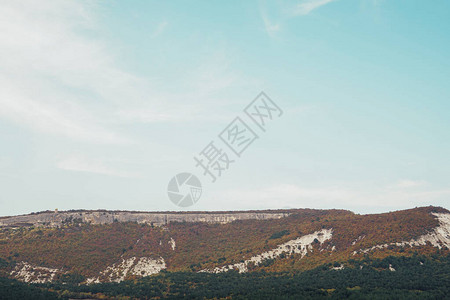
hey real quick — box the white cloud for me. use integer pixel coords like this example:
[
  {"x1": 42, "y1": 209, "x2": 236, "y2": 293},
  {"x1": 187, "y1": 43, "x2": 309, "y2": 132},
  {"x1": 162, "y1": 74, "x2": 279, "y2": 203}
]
[
  {"x1": 259, "y1": 0, "x2": 336, "y2": 38},
  {"x1": 186, "y1": 51, "x2": 239, "y2": 97},
  {"x1": 0, "y1": 0, "x2": 248, "y2": 134},
  {"x1": 151, "y1": 21, "x2": 168, "y2": 38},
  {"x1": 0, "y1": 75, "x2": 129, "y2": 144},
  {"x1": 210, "y1": 184, "x2": 352, "y2": 211},
  {"x1": 262, "y1": 14, "x2": 281, "y2": 38},
  {"x1": 224, "y1": 184, "x2": 351, "y2": 207},
  {"x1": 115, "y1": 109, "x2": 175, "y2": 123},
  {"x1": 209, "y1": 182, "x2": 450, "y2": 213},
  {"x1": 396, "y1": 179, "x2": 427, "y2": 189},
  {"x1": 0, "y1": 0, "x2": 148, "y2": 143},
  {"x1": 294, "y1": 0, "x2": 335, "y2": 16},
  {"x1": 57, "y1": 155, "x2": 141, "y2": 178}
]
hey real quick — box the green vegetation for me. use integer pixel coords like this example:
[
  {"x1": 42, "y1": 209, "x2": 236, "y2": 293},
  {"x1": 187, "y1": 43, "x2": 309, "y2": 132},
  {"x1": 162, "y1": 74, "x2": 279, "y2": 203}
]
[
  {"x1": 0, "y1": 277, "x2": 58, "y2": 300},
  {"x1": 5, "y1": 254, "x2": 448, "y2": 299},
  {"x1": 269, "y1": 229, "x2": 290, "y2": 240}
]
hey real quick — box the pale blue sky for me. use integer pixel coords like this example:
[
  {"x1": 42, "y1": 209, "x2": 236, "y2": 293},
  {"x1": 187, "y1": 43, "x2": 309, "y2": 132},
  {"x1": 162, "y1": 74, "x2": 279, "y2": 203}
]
[{"x1": 0, "y1": 0, "x2": 449, "y2": 216}]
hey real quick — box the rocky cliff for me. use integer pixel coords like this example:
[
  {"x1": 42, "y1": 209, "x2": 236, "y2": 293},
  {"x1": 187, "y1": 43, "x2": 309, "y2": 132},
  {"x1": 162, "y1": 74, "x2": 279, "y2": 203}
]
[{"x1": 0, "y1": 210, "x2": 290, "y2": 227}]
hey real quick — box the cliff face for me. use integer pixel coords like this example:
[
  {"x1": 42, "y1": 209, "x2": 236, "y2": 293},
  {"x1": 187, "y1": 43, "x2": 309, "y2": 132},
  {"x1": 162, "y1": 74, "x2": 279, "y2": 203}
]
[{"x1": 0, "y1": 210, "x2": 290, "y2": 227}]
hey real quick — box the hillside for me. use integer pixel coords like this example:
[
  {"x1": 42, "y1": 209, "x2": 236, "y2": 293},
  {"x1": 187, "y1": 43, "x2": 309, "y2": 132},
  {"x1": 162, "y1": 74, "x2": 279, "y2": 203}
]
[{"x1": 1, "y1": 206, "x2": 449, "y2": 287}]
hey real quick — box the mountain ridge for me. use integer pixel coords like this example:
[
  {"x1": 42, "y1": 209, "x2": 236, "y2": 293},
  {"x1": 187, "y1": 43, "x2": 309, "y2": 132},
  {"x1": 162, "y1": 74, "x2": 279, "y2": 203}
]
[
  {"x1": 0, "y1": 206, "x2": 449, "y2": 286},
  {"x1": 0, "y1": 208, "x2": 355, "y2": 228}
]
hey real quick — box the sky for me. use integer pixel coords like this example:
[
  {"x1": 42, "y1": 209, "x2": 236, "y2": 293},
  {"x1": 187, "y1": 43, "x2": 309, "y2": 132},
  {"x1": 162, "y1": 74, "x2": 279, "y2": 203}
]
[{"x1": 0, "y1": 0, "x2": 449, "y2": 216}]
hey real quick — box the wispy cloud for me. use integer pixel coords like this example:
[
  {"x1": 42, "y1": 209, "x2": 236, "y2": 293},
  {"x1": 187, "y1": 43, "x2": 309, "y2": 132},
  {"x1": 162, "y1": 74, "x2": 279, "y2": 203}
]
[
  {"x1": 151, "y1": 21, "x2": 168, "y2": 38},
  {"x1": 115, "y1": 109, "x2": 175, "y2": 123},
  {"x1": 395, "y1": 179, "x2": 427, "y2": 189},
  {"x1": 0, "y1": 1, "x2": 145, "y2": 143},
  {"x1": 261, "y1": 13, "x2": 281, "y2": 38},
  {"x1": 0, "y1": 76, "x2": 129, "y2": 144},
  {"x1": 186, "y1": 50, "x2": 239, "y2": 97},
  {"x1": 57, "y1": 155, "x2": 141, "y2": 178},
  {"x1": 0, "y1": 1, "x2": 247, "y2": 136},
  {"x1": 209, "y1": 181, "x2": 450, "y2": 213},
  {"x1": 259, "y1": 0, "x2": 336, "y2": 38},
  {"x1": 114, "y1": 49, "x2": 245, "y2": 124},
  {"x1": 214, "y1": 184, "x2": 353, "y2": 210},
  {"x1": 294, "y1": 0, "x2": 336, "y2": 16},
  {"x1": 259, "y1": 1, "x2": 283, "y2": 38}
]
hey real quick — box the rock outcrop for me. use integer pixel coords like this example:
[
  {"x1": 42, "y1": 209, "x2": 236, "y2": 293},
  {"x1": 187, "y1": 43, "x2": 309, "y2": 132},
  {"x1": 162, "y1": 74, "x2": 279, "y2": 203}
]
[{"x1": 0, "y1": 210, "x2": 290, "y2": 228}]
